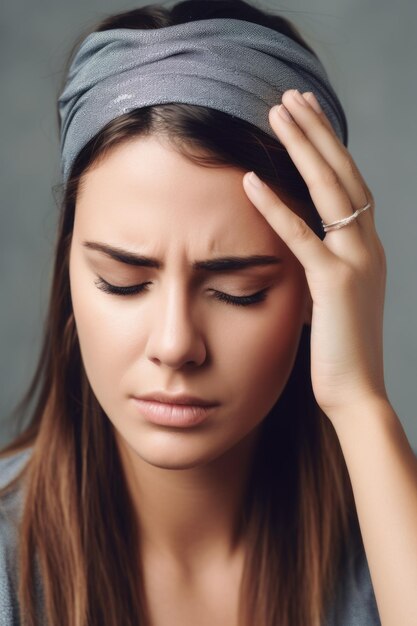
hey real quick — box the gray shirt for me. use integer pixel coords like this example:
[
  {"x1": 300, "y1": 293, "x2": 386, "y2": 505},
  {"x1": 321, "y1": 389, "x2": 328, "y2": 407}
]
[{"x1": 0, "y1": 448, "x2": 381, "y2": 625}]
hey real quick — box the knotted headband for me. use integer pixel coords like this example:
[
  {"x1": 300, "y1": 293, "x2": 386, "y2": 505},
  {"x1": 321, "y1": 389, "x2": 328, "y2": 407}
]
[{"x1": 58, "y1": 17, "x2": 348, "y2": 184}]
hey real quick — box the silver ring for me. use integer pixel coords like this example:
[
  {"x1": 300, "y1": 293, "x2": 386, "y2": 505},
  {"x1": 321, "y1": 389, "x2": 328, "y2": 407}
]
[{"x1": 321, "y1": 202, "x2": 372, "y2": 233}]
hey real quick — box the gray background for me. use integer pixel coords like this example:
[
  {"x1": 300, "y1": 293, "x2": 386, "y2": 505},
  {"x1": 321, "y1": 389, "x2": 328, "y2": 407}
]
[{"x1": 1, "y1": 0, "x2": 416, "y2": 448}]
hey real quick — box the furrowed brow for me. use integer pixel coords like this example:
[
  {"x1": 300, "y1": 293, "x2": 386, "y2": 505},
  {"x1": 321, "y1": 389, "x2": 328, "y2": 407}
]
[
  {"x1": 193, "y1": 256, "x2": 282, "y2": 271},
  {"x1": 83, "y1": 241, "x2": 160, "y2": 268},
  {"x1": 82, "y1": 241, "x2": 282, "y2": 272}
]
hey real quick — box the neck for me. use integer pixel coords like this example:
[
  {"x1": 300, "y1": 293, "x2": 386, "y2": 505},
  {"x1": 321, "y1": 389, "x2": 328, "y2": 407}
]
[{"x1": 115, "y1": 426, "x2": 261, "y2": 573}]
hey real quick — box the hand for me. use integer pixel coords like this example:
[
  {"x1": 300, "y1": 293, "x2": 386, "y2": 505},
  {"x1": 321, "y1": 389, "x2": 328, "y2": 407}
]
[{"x1": 242, "y1": 89, "x2": 388, "y2": 421}]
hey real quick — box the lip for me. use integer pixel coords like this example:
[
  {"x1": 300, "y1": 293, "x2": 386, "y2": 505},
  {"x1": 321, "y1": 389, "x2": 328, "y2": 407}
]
[
  {"x1": 132, "y1": 392, "x2": 219, "y2": 428},
  {"x1": 132, "y1": 398, "x2": 216, "y2": 427},
  {"x1": 135, "y1": 392, "x2": 217, "y2": 407}
]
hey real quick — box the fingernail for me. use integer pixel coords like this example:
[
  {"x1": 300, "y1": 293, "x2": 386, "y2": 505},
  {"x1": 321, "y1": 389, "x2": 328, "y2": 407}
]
[
  {"x1": 278, "y1": 104, "x2": 293, "y2": 122},
  {"x1": 304, "y1": 92, "x2": 322, "y2": 114},
  {"x1": 293, "y1": 89, "x2": 307, "y2": 105},
  {"x1": 247, "y1": 171, "x2": 265, "y2": 189}
]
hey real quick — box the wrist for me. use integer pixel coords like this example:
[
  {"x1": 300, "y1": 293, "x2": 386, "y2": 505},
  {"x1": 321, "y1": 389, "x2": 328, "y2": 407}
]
[{"x1": 325, "y1": 393, "x2": 396, "y2": 432}]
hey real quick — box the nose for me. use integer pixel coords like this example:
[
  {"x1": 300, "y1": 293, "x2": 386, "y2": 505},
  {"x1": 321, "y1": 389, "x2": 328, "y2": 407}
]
[{"x1": 145, "y1": 283, "x2": 207, "y2": 369}]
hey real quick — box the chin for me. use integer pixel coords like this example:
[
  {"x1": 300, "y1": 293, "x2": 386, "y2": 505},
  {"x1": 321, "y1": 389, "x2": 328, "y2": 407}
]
[
  {"x1": 129, "y1": 430, "x2": 236, "y2": 470},
  {"x1": 142, "y1": 456, "x2": 207, "y2": 471},
  {"x1": 133, "y1": 446, "x2": 217, "y2": 470}
]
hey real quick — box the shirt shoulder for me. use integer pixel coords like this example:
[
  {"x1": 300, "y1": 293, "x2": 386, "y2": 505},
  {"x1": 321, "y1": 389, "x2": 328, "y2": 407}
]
[
  {"x1": 0, "y1": 448, "x2": 33, "y2": 626},
  {"x1": 0, "y1": 448, "x2": 32, "y2": 490},
  {"x1": 325, "y1": 530, "x2": 381, "y2": 626}
]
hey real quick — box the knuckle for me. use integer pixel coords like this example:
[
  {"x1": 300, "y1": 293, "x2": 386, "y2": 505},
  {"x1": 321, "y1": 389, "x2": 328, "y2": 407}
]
[
  {"x1": 290, "y1": 216, "x2": 310, "y2": 241},
  {"x1": 342, "y1": 154, "x2": 360, "y2": 181},
  {"x1": 309, "y1": 167, "x2": 341, "y2": 192},
  {"x1": 364, "y1": 234, "x2": 386, "y2": 271},
  {"x1": 334, "y1": 262, "x2": 356, "y2": 286},
  {"x1": 358, "y1": 254, "x2": 375, "y2": 274}
]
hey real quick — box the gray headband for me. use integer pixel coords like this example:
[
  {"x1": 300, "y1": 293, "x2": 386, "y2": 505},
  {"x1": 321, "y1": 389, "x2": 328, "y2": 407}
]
[{"x1": 58, "y1": 18, "x2": 347, "y2": 184}]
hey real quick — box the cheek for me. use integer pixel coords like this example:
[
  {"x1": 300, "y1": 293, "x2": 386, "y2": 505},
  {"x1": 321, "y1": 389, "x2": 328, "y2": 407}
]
[
  {"x1": 216, "y1": 278, "x2": 306, "y2": 416},
  {"x1": 69, "y1": 255, "x2": 138, "y2": 402}
]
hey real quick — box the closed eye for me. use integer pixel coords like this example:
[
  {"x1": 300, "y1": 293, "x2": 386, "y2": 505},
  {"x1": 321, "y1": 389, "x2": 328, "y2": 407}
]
[
  {"x1": 94, "y1": 277, "x2": 151, "y2": 297},
  {"x1": 93, "y1": 277, "x2": 269, "y2": 307}
]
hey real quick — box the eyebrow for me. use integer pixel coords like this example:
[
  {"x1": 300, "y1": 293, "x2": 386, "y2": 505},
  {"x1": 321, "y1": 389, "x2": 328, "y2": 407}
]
[{"x1": 82, "y1": 241, "x2": 282, "y2": 272}]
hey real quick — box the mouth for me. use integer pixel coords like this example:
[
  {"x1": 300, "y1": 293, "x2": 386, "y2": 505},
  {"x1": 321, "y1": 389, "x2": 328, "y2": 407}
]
[
  {"x1": 134, "y1": 391, "x2": 218, "y2": 407},
  {"x1": 131, "y1": 397, "x2": 217, "y2": 428}
]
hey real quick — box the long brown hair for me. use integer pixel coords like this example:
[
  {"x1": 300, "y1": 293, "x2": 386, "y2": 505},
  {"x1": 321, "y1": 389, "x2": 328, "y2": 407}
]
[{"x1": 0, "y1": 1, "x2": 360, "y2": 625}]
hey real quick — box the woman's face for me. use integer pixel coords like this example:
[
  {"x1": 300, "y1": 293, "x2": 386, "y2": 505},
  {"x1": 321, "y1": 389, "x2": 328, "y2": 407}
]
[{"x1": 69, "y1": 135, "x2": 311, "y2": 470}]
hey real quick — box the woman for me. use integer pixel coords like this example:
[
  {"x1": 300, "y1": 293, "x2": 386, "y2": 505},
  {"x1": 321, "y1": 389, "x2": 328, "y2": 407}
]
[{"x1": 1, "y1": 1, "x2": 416, "y2": 625}]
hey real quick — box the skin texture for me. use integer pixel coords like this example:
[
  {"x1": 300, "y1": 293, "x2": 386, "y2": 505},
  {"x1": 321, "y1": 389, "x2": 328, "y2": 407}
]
[{"x1": 68, "y1": 134, "x2": 312, "y2": 606}]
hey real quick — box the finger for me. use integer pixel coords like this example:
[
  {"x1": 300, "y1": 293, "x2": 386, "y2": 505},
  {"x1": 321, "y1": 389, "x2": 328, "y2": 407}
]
[
  {"x1": 286, "y1": 89, "x2": 375, "y2": 225},
  {"x1": 242, "y1": 170, "x2": 334, "y2": 276},
  {"x1": 303, "y1": 92, "x2": 335, "y2": 133},
  {"x1": 268, "y1": 101, "x2": 363, "y2": 244}
]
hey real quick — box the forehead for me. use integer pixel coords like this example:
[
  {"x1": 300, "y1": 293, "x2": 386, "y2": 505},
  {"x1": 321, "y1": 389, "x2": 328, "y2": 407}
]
[{"x1": 74, "y1": 135, "x2": 287, "y2": 257}]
